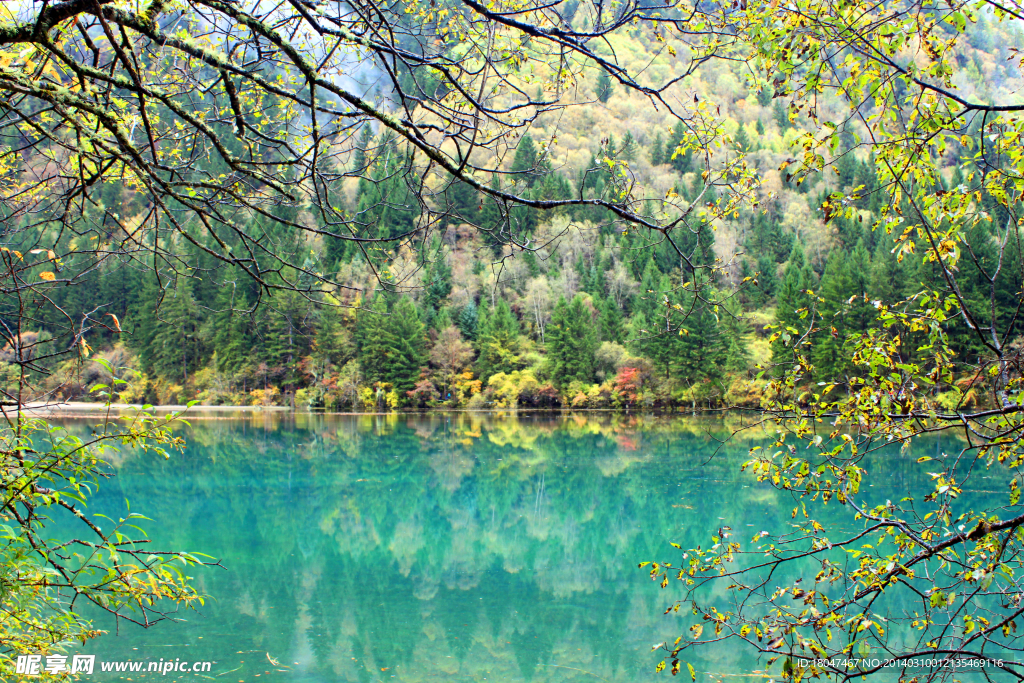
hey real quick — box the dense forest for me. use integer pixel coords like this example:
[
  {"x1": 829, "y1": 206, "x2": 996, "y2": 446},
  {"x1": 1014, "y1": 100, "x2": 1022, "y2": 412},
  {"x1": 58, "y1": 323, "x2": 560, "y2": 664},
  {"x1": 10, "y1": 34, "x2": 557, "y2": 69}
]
[{"x1": 5, "y1": 17, "x2": 1022, "y2": 411}]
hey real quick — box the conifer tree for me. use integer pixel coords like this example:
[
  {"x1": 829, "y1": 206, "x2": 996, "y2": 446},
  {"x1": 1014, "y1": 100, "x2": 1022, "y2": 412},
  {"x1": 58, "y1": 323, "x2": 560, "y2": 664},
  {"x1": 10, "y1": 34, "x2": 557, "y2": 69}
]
[
  {"x1": 773, "y1": 100, "x2": 790, "y2": 130},
  {"x1": 596, "y1": 70, "x2": 613, "y2": 103},
  {"x1": 650, "y1": 132, "x2": 665, "y2": 166},
  {"x1": 720, "y1": 298, "x2": 751, "y2": 373},
  {"x1": 212, "y1": 284, "x2": 254, "y2": 375},
  {"x1": 355, "y1": 135, "x2": 418, "y2": 241},
  {"x1": 674, "y1": 290, "x2": 727, "y2": 382},
  {"x1": 443, "y1": 178, "x2": 479, "y2": 225},
  {"x1": 734, "y1": 125, "x2": 750, "y2": 153},
  {"x1": 869, "y1": 235, "x2": 910, "y2": 304},
  {"x1": 772, "y1": 244, "x2": 817, "y2": 369},
  {"x1": 476, "y1": 300, "x2": 521, "y2": 380},
  {"x1": 149, "y1": 278, "x2": 200, "y2": 384},
  {"x1": 423, "y1": 251, "x2": 453, "y2": 315},
  {"x1": 510, "y1": 135, "x2": 540, "y2": 188},
  {"x1": 669, "y1": 122, "x2": 692, "y2": 174},
  {"x1": 547, "y1": 295, "x2": 598, "y2": 385},
  {"x1": 356, "y1": 297, "x2": 391, "y2": 384},
  {"x1": 620, "y1": 131, "x2": 638, "y2": 161},
  {"x1": 755, "y1": 254, "x2": 779, "y2": 303},
  {"x1": 600, "y1": 297, "x2": 625, "y2": 343},
  {"x1": 383, "y1": 297, "x2": 427, "y2": 396},
  {"x1": 457, "y1": 300, "x2": 479, "y2": 340},
  {"x1": 352, "y1": 124, "x2": 373, "y2": 174},
  {"x1": 812, "y1": 251, "x2": 853, "y2": 379}
]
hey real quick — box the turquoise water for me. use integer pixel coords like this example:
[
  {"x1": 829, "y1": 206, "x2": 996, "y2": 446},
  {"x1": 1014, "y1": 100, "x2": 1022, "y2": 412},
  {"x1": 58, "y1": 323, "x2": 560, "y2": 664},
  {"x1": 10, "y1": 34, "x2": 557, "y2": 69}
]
[{"x1": 55, "y1": 413, "x2": 971, "y2": 682}]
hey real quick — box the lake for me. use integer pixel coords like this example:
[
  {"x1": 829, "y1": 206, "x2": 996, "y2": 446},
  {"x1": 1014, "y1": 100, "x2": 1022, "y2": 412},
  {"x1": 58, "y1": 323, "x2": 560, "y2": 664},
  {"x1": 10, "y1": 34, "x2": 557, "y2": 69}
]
[{"x1": 57, "y1": 412, "x2": 972, "y2": 682}]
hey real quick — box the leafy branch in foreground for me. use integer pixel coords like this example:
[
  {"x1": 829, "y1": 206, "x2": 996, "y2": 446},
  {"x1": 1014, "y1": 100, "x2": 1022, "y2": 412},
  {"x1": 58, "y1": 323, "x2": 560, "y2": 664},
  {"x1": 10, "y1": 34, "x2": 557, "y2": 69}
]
[
  {"x1": 643, "y1": 0, "x2": 1024, "y2": 680},
  {"x1": 0, "y1": 370, "x2": 218, "y2": 679}
]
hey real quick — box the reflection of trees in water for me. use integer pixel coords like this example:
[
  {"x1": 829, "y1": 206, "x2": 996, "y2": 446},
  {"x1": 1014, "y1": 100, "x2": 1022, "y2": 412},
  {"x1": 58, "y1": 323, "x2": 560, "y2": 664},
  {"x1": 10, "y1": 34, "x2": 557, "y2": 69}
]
[{"x1": 74, "y1": 415, "x2": 968, "y2": 682}]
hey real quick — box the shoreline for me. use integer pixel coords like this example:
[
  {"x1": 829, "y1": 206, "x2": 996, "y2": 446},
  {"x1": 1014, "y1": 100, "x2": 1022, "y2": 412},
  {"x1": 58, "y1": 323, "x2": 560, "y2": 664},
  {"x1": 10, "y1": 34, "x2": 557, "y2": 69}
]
[{"x1": 16, "y1": 402, "x2": 745, "y2": 419}]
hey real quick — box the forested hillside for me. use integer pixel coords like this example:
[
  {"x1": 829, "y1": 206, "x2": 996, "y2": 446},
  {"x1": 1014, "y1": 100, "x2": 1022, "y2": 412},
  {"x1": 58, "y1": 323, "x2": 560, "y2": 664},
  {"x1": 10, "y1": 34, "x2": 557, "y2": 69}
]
[{"x1": 7, "y1": 16, "x2": 1022, "y2": 411}]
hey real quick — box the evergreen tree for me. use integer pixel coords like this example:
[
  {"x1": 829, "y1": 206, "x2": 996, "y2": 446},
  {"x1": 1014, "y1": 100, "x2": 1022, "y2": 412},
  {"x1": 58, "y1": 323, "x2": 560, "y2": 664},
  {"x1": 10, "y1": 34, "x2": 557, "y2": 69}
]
[
  {"x1": 212, "y1": 284, "x2": 253, "y2": 374},
  {"x1": 443, "y1": 177, "x2": 479, "y2": 225},
  {"x1": 423, "y1": 251, "x2": 453, "y2": 315},
  {"x1": 596, "y1": 70, "x2": 613, "y2": 103},
  {"x1": 773, "y1": 244, "x2": 817, "y2": 369},
  {"x1": 869, "y1": 235, "x2": 910, "y2": 304},
  {"x1": 669, "y1": 122, "x2": 692, "y2": 173},
  {"x1": 599, "y1": 297, "x2": 625, "y2": 343},
  {"x1": 620, "y1": 131, "x2": 638, "y2": 162},
  {"x1": 355, "y1": 135, "x2": 419, "y2": 241},
  {"x1": 478, "y1": 176, "x2": 507, "y2": 255},
  {"x1": 476, "y1": 300, "x2": 521, "y2": 380},
  {"x1": 756, "y1": 254, "x2": 779, "y2": 302},
  {"x1": 510, "y1": 135, "x2": 540, "y2": 188},
  {"x1": 650, "y1": 132, "x2": 665, "y2": 166},
  {"x1": 352, "y1": 124, "x2": 372, "y2": 173},
  {"x1": 674, "y1": 290, "x2": 727, "y2": 382},
  {"x1": 383, "y1": 297, "x2": 427, "y2": 396},
  {"x1": 547, "y1": 295, "x2": 598, "y2": 385},
  {"x1": 837, "y1": 151, "x2": 858, "y2": 189},
  {"x1": 356, "y1": 296, "x2": 426, "y2": 397},
  {"x1": 721, "y1": 297, "x2": 751, "y2": 373},
  {"x1": 734, "y1": 125, "x2": 750, "y2": 153},
  {"x1": 773, "y1": 100, "x2": 790, "y2": 130},
  {"x1": 149, "y1": 278, "x2": 200, "y2": 384},
  {"x1": 457, "y1": 300, "x2": 479, "y2": 340},
  {"x1": 356, "y1": 296, "x2": 392, "y2": 384},
  {"x1": 812, "y1": 250, "x2": 853, "y2": 379}
]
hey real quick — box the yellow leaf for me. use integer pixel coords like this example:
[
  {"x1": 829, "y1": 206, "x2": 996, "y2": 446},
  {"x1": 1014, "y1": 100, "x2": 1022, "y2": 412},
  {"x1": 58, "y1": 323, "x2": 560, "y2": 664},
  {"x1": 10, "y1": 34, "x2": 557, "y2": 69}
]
[{"x1": 39, "y1": 271, "x2": 56, "y2": 281}]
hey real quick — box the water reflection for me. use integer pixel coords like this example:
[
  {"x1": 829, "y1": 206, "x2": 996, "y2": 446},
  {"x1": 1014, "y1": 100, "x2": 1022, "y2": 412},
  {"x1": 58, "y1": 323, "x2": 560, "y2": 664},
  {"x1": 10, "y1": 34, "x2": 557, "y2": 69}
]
[{"x1": 63, "y1": 413, "x2": 959, "y2": 682}]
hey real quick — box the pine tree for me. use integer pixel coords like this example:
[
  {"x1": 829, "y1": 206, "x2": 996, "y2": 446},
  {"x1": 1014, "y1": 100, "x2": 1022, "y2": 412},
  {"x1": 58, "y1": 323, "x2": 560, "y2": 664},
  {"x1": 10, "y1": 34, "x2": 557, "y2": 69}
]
[
  {"x1": 352, "y1": 124, "x2": 372, "y2": 173},
  {"x1": 356, "y1": 296, "x2": 426, "y2": 397},
  {"x1": 869, "y1": 235, "x2": 910, "y2": 304},
  {"x1": 457, "y1": 300, "x2": 479, "y2": 340},
  {"x1": 756, "y1": 254, "x2": 779, "y2": 302},
  {"x1": 355, "y1": 135, "x2": 418, "y2": 241},
  {"x1": 547, "y1": 295, "x2": 598, "y2": 386},
  {"x1": 812, "y1": 250, "x2": 853, "y2": 380},
  {"x1": 423, "y1": 251, "x2": 453, "y2": 314},
  {"x1": 599, "y1": 297, "x2": 624, "y2": 342},
  {"x1": 595, "y1": 70, "x2": 613, "y2": 103},
  {"x1": 837, "y1": 151, "x2": 858, "y2": 189},
  {"x1": 620, "y1": 131, "x2": 637, "y2": 162},
  {"x1": 149, "y1": 278, "x2": 200, "y2": 384},
  {"x1": 675, "y1": 291, "x2": 727, "y2": 382},
  {"x1": 773, "y1": 100, "x2": 790, "y2": 130},
  {"x1": 443, "y1": 177, "x2": 479, "y2": 225},
  {"x1": 721, "y1": 297, "x2": 751, "y2": 373},
  {"x1": 476, "y1": 300, "x2": 521, "y2": 380},
  {"x1": 735, "y1": 125, "x2": 750, "y2": 153},
  {"x1": 212, "y1": 284, "x2": 253, "y2": 374},
  {"x1": 772, "y1": 244, "x2": 816, "y2": 369},
  {"x1": 383, "y1": 297, "x2": 427, "y2": 396},
  {"x1": 356, "y1": 296, "x2": 391, "y2": 384},
  {"x1": 650, "y1": 132, "x2": 665, "y2": 166},
  {"x1": 510, "y1": 135, "x2": 540, "y2": 188},
  {"x1": 669, "y1": 121, "x2": 692, "y2": 174}
]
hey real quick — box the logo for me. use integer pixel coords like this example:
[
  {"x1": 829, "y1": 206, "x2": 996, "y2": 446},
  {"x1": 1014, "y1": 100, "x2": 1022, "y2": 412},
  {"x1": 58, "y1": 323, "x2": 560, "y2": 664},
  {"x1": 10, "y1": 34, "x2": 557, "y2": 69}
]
[{"x1": 16, "y1": 654, "x2": 95, "y2": 675}]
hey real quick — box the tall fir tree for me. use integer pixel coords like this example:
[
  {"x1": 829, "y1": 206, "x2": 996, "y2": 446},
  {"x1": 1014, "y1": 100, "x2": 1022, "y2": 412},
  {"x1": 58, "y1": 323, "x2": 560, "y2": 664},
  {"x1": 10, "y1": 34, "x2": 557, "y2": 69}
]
[
  {"x1": 650, "y1": 132, "x2": 665, "y2": 166},
  {"x1": 599, "y1": 297, "x2": 625, "y2": 343},
  {"x1": 595, "y1": 70, "x2": 613, "y2": 103},
  {"x1": 547, "y1": 295, "x2": 598, "y2": 386},
  {"x1": 476, "y1": 300, "x2": 521, "y2": 380}
]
